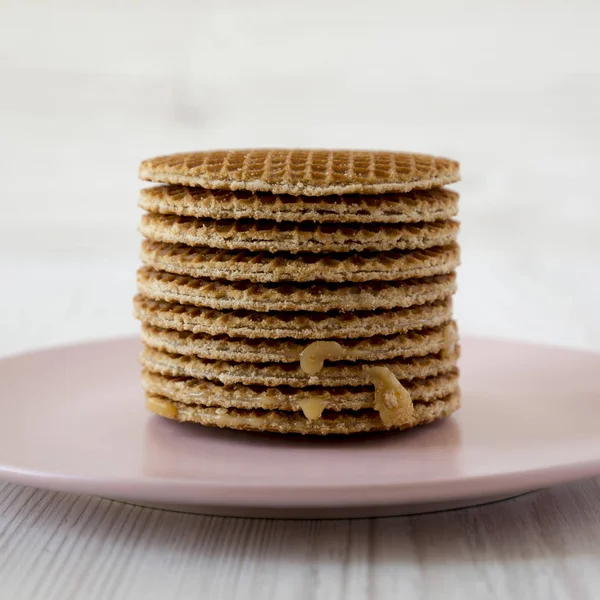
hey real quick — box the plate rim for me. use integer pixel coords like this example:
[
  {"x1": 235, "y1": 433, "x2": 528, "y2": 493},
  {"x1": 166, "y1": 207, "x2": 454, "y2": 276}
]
[{"x1": 2, "y1": 335, "x2": 600, "y2": 509}]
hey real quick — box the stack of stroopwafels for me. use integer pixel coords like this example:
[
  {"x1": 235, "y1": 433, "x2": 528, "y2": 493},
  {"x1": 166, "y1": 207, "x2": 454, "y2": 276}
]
[{"x1": 134, "y1": 149, "x2": 461, "y2": 435}]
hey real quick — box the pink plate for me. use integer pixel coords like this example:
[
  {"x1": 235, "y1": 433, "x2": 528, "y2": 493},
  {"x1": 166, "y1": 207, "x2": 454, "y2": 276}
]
[{"x1": 1, "y1": 336, "x2": 600, "y2": 518}]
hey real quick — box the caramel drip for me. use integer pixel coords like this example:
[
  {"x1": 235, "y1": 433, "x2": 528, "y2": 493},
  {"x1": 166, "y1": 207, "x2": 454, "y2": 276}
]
[
  {"x1": 365, "y1": 366, "x2": 414, "y2": 427},
  {"x1": 299, "y1": 341, "x2": 345, "y2": 375},
  {"x1": 297, "y1": 398, "x2": 325, "y2": 420},
  {"x1": 441, "y1": 321, "x2": 458, "y2": 358},
  {"x1": 146, "y1": 395, "x2": 178, "y2": 420},
  {"x1": 298, "y1": 341, "x2": 418, "y2": 427}
]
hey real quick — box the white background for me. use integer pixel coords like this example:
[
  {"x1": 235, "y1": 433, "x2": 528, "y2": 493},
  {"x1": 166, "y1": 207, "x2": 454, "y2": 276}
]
[{"x1": 1, "y1": 0, "x2": 599, "y2": 356}]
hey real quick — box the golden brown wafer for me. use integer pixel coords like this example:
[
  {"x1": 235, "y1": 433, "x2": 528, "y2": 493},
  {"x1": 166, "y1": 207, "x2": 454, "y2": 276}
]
[
  {"x1": 140, "y1": 321, "x2": 456, "y2": 362},
  {"x1": 133, "y1": 295, "x2": 454, "y2": 339},
  {"x1": 136, "y1": 267, "x2": 457, "y2": 312},
  {"x1": 139, "y1": 185, "x2": 459, "y2": 224},
  {"x1": 140, "y1": 240, "x2": 460, "y2": 283},
  {"x1": 141, "y1": 369, "x2": 459, "y2": 412},
  {"x1": 139, "y1": 213, "x2": 459, "y2": 253},
  {"x1": 145, "y1": 391, "x2": 461, "y2": 434},
  {"x1": 140, "y1": 345, "x2": 460, "y2": 387},
  {"x1": 139, "y1": 149, "x2": 460, "y2": 195}
]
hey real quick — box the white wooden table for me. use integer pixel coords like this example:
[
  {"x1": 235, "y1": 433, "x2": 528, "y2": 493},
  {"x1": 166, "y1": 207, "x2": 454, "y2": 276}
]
[
  {"x1": 1, "y1": 2, "x2": 600, "y2": 597},
  {"x1": 2, "y1": 480, "x2": 600, "y2": 599}
]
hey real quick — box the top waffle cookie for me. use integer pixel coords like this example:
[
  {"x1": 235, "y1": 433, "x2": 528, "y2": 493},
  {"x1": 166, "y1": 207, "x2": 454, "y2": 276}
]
[{"x1": 139, "y1": 149, "x2": 460, "y2": 196}]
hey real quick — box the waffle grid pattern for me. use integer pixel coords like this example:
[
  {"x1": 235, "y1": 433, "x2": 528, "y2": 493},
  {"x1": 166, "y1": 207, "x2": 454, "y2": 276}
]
[
  {"x1": 139, "y1": 213, "x2": 459, "y2": 253},
  {"x1": 137, "y1": 267, "x2": 457, "y2": 312},
  {"x1": 140, "y1": 240, "x2": 460, "y2": 282},
  {"x1": 146, "y1": 392, "x2": 461, "y2": 434},
  {"x1": 139, "y1": 149, "x2": 460, "y2": 195},
  {"x1": 133, "y1": 295, "x2": 454, "y2": 339},
  {"x1": 140, "y1": 321, "x2": 456, "y2": 362},
  {"x1": 135, "y1": 148, "x2": 461, "y2": 433},
  {"x1": 142, "y1": 369, "x2": 460, "y2": 411},
  {"x1": 139, "y1": 184, "x2": 459, "y2": 223},
  {"x1": 140, "y1": 345, "x2": 461, "y2": 388}
]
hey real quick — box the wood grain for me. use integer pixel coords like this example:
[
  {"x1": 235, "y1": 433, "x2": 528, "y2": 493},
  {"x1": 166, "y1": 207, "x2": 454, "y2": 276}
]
[{"x1": 1, "y1": 480, "x2": 600, "y2": 600}]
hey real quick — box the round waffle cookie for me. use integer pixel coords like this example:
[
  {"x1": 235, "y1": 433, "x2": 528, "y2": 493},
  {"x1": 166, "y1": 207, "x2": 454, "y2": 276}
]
[
  {"x1": 137, "y1": 267, "x2": 457, "y2": 312},
  {"x1": 140, "y1": 240, "x2": 460, "y2": 283},
  {"x1": 142, "y1": 324, "x2": 457, "y2": 363},
  {"x1": 139, "y1": 185, "x2": 459, "y2": 224},
  {"x1": 145, "y1": 392, "x2": 461, "y2": 434},
  {"x1": 133, "y1": 296, "x2": 454, "y2": 339},
  {"x1": 139, "y1": 149, "x2": 460, "y2": 195},
  {"x1": 140, "y1": 321, "x2": 457, "y2": 363},
  {"x1": 139, "y1": 213, "x2": 459, "y2": 253},
  {"x1": 141, "y1": 369, "x2": 459, "y2": 412},
  {"x1": 140, "y1": 345, "x2": 460, "y2": 387}
]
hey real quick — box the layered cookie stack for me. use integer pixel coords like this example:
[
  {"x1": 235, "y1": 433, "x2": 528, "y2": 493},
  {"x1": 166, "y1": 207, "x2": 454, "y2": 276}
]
[{"x1": 134, "y1": 149, "x2": 461, "y2": 435}]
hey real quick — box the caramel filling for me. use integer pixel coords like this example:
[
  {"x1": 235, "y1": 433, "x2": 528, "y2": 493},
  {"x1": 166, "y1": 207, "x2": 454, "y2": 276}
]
[
  {"x1": 297, "y1": 398, "x2": 325, "y2": 420},
  {"x1": 298, "y1": 340, "x2": 415, "y2": 427},
  {"x1": 365, "y1": 366, "x2": 414, "y2": 427},
  {"x1": 441, "y1": 322, "x2": 457, "y2": 358},
  {"x1": 146, "y1": 395, "x2": 178, "y2": 420},
  {"x1": 299, "y1": 341, "x2": 345, "y2": 375}
]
